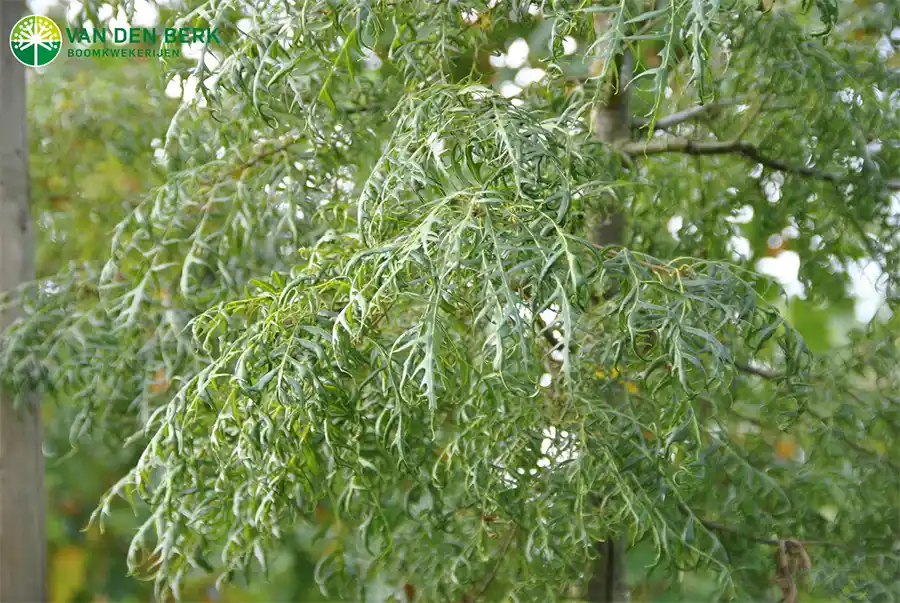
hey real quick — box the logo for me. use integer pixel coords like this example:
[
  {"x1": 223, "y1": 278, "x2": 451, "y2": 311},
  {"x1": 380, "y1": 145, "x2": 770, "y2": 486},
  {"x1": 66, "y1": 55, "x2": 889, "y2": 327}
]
[
  {"x1": 65, "y1": 26, "x2": 218, "y2": 59},
  {"x1": 7, "y1": 16, "x2": 218, "y2": 66},
  {"x1": 10, "y1": 15, "x2": 62, "y2": 68}
]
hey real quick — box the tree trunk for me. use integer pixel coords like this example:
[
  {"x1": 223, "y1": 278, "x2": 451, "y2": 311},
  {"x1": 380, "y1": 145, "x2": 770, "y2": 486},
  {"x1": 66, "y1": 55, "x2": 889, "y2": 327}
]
[
  {"x1": 585, "y1": 10, "x2": 634, "y2": 603},
  {"x1": 587, "y1": 538, "x2": 628, "y2": 603},
  {"x1": 0, "y1": 2, "x2": 47, "y2": 601}
]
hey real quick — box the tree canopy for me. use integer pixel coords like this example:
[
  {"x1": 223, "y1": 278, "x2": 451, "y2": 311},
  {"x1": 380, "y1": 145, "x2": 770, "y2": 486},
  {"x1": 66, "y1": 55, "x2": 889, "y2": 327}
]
[{"x1": 3, "y1": 0, "x2": 900, "y2": 601}]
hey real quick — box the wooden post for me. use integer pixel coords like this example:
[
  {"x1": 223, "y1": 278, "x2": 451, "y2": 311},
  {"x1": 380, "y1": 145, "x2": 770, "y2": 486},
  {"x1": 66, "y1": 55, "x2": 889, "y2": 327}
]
[{"x1": 0, "y1": 1, "x2": 47, "y2": 600}]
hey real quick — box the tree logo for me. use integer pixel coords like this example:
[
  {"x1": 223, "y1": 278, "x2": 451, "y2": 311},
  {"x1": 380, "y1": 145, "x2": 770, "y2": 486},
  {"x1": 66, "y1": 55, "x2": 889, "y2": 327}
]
[{"x1": 9, "y1": 15, "x2": 62, "y2": 68}]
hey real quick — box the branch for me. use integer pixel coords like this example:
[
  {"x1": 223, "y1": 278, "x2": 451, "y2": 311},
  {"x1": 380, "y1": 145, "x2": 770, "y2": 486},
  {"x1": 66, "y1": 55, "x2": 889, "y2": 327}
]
[
  {"x1": 734, "y1": 360, "x2": 783, "y2": 380},
  {"x1": 199, "y1": 136, "x2": 310, "y2": 187},
  {"x1": 461, "y1": 527, "x2": 517, "y2": 603},
  {"x1": 619, "y1": 137, "x2": 900, "y2": 191},
  {"x1": 632, "y1": 98, "x2": 740, "y2": 130},
  {"x1": 805, "y1": 406, "x2": 900, "y2": 473},
  {"x1": 479, "y1": 529, "x2": 515, "y2": 595},
  {"x1": 699, "y1": 519, "x2": 842, "y2": 548},
  {"x1": 733, "y1": 364, "x2": 900, "y2": 472}
]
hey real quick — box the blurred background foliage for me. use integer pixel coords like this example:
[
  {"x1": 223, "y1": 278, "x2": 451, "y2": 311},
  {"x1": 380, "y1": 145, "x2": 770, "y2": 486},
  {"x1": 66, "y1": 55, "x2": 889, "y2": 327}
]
[{"x1": 24, "y1": 0, "x2": 898, "y2": 601}]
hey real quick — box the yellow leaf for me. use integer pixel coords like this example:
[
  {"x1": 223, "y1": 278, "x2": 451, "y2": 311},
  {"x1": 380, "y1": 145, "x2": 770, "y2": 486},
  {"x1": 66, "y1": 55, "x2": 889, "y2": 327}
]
[
  {"x1": 594, "y1": 367, "x2": 620, "y2": 380},
  {"x1": 150, "y1": 368, "x2": 168, "y2": 393},
  {"x1": 51, "y1": 546, "x2": 87, "y2": 603},
  {"x1": 774, "y1": 436, "x2": 799, "y2": 461}
]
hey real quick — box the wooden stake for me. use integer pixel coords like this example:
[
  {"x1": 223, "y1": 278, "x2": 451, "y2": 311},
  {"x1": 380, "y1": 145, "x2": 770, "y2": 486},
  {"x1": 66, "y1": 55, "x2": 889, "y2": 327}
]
[{"x1": 0, "y1": 1, "x2": 47, "y2": 600}]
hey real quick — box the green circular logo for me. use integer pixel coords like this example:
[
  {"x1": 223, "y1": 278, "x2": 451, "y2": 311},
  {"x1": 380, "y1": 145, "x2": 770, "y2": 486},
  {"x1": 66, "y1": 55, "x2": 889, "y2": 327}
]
[{"x1": 9, "y1": 15, "x2": 62, "y2": 68}]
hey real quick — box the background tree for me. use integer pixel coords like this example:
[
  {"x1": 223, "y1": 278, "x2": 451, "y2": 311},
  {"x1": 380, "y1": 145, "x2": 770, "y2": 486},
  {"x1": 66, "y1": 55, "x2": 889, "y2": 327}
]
[{"x1": 3, "y1": 0, "x2": 900, "y2": 601}]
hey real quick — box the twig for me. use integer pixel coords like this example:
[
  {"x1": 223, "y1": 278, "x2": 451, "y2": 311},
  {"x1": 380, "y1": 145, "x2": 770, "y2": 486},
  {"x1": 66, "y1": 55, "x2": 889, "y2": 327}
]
[
  {"x1": 465, "y1": 527, "x2": 517, "y2": 602},
  {"x1": 632, "y1": 98, "x2": 740, "y2": 130},
  {"x1": 618, "y1": 137, "x2": 900, "y2": 191},
  {"x1": 733, "y1": 360, "x2": 783, "y2": 380},
  {"x1": 199, "y1": 136, "x2": 311, "y2": 187},
  {"x1": 731, "y1": 366, "x2": 900, "y2": 472},
  {"x1": 699, "y1": 519, "x2": 842, "y2": 548},
  {"x1": 805, "y1": 406, "x2": 900, "y2": 473},
  {"x1": 633, "y1": 99, "x2": 802, "y2": 132}
]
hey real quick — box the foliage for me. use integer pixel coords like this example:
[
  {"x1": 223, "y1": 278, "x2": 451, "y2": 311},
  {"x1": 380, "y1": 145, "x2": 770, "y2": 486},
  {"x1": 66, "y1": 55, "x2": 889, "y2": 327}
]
[
  {"x1": 26, "y1": 27, "x2": 334, "y2": 603},
  {"x1": 3, "y1": 0, "x2": 900, "y2": 601}
]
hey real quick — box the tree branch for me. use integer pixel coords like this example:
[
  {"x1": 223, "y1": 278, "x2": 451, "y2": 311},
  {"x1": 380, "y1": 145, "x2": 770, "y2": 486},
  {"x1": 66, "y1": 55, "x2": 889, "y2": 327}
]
[
  {"x1": 619, "y1": 137, "x2": 900, "y2": 191},
  {"x1": 479, "y1": 528, "x2": 515, "y2": 596},
  {"x1": 199, "y1": 136, "x2": 310, "y2": 187},
  {"x1": 632, "y1": 98, "x2": 740, "y2": 130},
  {"x1": 699, "y1": 519, "x2": 843, "y2": 548},
  {"x1": 461, "y1": 527, "x2": 517, "y2": 603},
  {"x1": 734, "y1": 360, "x2": 782, "y2": 380},
  {"x1": 733, "y1": 363, "x2": 900, "y2": 473}
]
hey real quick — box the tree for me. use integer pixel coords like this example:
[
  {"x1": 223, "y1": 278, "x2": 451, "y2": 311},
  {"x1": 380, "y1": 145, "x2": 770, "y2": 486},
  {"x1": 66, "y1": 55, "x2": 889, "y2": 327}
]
[
  {"x1": 27, "y1": 22, "x2": 331, "y2": 602},
  {"x1": 0, "y1": 1, "x2": 46, "y2": 601},
  {"x1": 3, "y1": 0, "x2": 900, "y2": 601}
]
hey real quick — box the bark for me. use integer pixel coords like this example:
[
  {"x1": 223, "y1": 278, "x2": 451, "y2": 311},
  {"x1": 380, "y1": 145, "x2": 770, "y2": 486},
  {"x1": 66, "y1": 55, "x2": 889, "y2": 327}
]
[
  {"x1": 0, "y1": 2, "x2": 47, "y2": 601},
  {"x1": 585, "y1": 10, "x2": 633, "y2": 603},
  {"x1": 588, "y1": 16, "x2": 633, "y2": 249},
  {"x1": 587, "y1": 538, "x2": 628, "y2": 603}
]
